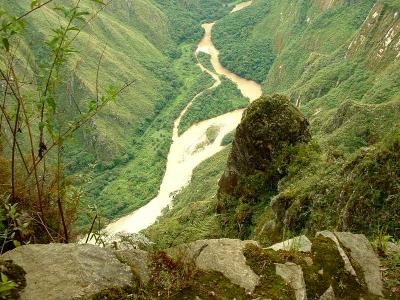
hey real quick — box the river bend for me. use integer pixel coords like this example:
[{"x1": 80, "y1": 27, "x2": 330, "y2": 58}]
[{"x1": 105, "y1": 1, "x2": 262, "y2": 235}]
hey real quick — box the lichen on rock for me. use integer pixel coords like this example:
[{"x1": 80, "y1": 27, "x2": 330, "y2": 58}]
[
  {"x1": 0, "y1": 233, "x2": 388, "y2": 299},
  {"x1": 2, "y1": 244, "x2": 133, "y2": 300}
]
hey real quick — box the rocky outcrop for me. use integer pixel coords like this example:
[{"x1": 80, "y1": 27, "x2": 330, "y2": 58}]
[
  {"x1": 334, "y1": 232, "x2": 384, "y2": 297},
  {"x1": 275, "y1": 262, "x2": 307, "y2": 300},
  {"x1": 2, "y1": 232, "x2": 387, "y2": 299},
  {"x1": 217, "y1": 94, "x2": 311, "y2": 238},
  {"x1": 2, "y1": 244, "x2": 133, "y2": 300},
  {"x1": 218, "y1": 94, "x2": 311, "y2": 197},
  {"x1": 168, "y1": 238, "x2": 260, "y2": 292},
  {"x1": 268, "y1": 235, "x2": 312, "y2": 253}
]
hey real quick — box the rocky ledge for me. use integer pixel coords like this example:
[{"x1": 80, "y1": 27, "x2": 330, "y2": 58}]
[{"x1": 2, "y1": 231, "x2": 396, "y2": 299}]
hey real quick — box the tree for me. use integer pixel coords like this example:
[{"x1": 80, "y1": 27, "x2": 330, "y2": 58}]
[{"x1": 0, "y1": 0, "x2": 133, "y2": 249}]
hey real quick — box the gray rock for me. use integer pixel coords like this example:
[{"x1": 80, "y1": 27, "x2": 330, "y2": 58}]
[
  {"x1": 334, "y1": 232, "x2": 383, "y2": 297},
  {"x1": 268, "y1": 235, "x2": 312, "y2": 253},
  {"x1": 275, "y1": 262, "x2": 307, "y2": 300},
  {"x1": 115, "y1": 249, "x2": 150, "y2": 284},
  {"x1": 3, "y1": 243, "x2": 132, "y2": 300},
  {"x1": 170, "y1": 238, "x2": 260, "y2": 292},
  {"x1": 386, "y1": 242, "x2": 400, "y2": 256},
  {"x1": 316, "y1": 231, "x2": 357, "y2": 276}
]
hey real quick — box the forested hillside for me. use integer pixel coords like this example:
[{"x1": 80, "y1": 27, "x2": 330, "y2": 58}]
[
  {"x1": 77, "y1": 0, "x2": 241, "y2": 227},
  {"x1": 0, "y1": 0, "x2": 241, "y2": 231},
  {"x1": 147, "y1": 0, "x2": 400, "y2": 249}
]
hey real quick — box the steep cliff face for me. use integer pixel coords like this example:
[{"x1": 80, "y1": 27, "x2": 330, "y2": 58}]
[
  {"x1": 213, "y1": 0, "x2": 376, "y2": 87},
  {"x1": 217, "y1": 95, "x2": 311, "y2": 238},
  {"x1": 219, "y1": 94, "x2": 311, "y2": 196},
  {"x1": 347, "y1": 0, "x2": 400, "y2": 66}
]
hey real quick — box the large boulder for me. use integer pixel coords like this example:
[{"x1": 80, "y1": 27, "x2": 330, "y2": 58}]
[
  {"x1": 168, "y1": 238, "x2": 260, "y2": 292},
  {"x1": 275, "y1": 262, "x2": 307, "y2": 300},
  {"x1": 217, "y1": 94, "x2": 311, "y2": 238},
  {"x1": 2, "y1": 244, "x2": 133, "y2": 300},
  {"x1": 334, "y1": 232, "x2": 384, "y2": 297},
  {"x1": 1, "y1": 234, "x2": 386, "y2": 299},
  {"x1": 218, "y1": 94, "x2": 310, "y2": 197},
  {"x1": 315, "y1": 231, "x2": 384, "y2": 297}
]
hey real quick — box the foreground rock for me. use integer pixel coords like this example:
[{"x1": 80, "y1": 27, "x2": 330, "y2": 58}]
[
  {"x1": 268, "y1": 235, "x2": 312, "y2": 253},
  {"x1": 334, "y1": 232, "x2": 383, "y2": 297},
  {"x1": 168, "y1": 238, "x2": 260, "y2": 292},
  {"x1": 2, "y1": 232, "x2": 388, "y2": 299},
  {"x1": 2, "y1": 244, "x2": 132, "y2": 300},
  {"x1": 275, "y1": 262, "x2": 307, "y2": 300}
]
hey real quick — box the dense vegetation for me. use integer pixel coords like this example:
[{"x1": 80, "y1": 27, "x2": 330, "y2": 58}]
[
  {"x1": 77, "y1": 0, "x2": 253, "y2": 228},
  {"x1": 0, "y1": 0, "x2": 242, "y2": 241},
  {"x1": 213, "y1": 0, "x2": 375, "y2": 85},
  {"x1": 178, "y1": 77, "x2": 248, "y2": 134},
  {"x1": 213, "y1": 1, "x2": 275, "y2": 83},
  {"x1": 148, "y1": 0, "x2": 400, "y2": 253},
  {"x1": 196, "y1": 51, "x2": 215, "y2": 72},
  {"x1": 265, "y1": 128, "x2": 400, "y2": 241},
  {"x1": 78, "y1": 46, "x2": 216, "y2": 227}
]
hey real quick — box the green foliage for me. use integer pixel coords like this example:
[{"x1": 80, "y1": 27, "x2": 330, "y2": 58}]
[
  {"x1": 213, "y1": 1, "x2": 275, "y2": 83},
  {"x1": 0, "y1": 260, "x2": 26, "y2": 299},
  {"x1": 267, "y1": 129, "x2": 400, "y2": 240},
  {"x1": 0, "y1": 273, "x2": 16, "y2": 298},
  {"x1": 77, "y1": 44, "x2": 215, "y2": 228},
  {"x1": 179, "y1": 77, "x2": 248, "y2": 134},
  {"x1": 153, "y1": 0, "x2": 235, "y2": 44},
  {"x1": 213, "y1": 0, "x2": 375, "y2": 88},
  {"x1": 196, "y1": 51, "x2": 214, "y2": 72},
  {"x1": 0, "y1": 200, "x2": 31, "y2": 253}
]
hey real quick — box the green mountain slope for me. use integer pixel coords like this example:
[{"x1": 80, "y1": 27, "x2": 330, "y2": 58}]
[
  {"x1": 72, "y1": 0, "x2": 240, "y2": 227},
  {"x1": 2, "y1": 0, "x2": 174, "y2": 162},
  {"x1": 147, "y1": 0, "x2": 400, "y2": 247},
  {"x1": 0, "y1": 0, "x2": 239, "y2": 229}
]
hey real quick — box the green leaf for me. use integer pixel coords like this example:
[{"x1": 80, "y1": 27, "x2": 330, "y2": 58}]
[{"x1": 1, "y1": 273, "x2": 7, "y2": 283}]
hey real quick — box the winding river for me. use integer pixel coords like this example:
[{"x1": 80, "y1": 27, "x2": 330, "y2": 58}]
[{"x1": 105, "y1": 1, "x2": 262, "y2": 235}]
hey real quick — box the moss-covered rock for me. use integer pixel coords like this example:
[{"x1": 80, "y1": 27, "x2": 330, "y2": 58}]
[
  {"x1": 0, "y1": 235, "x2": 389, "y2": 299},
  {"x1": 2, "y1": 244, "x2": 133, "y2": 300},
  {"x1": 217, "y1": 94, "x2": 311, "y2": 238},
  {"x1": 219, "y1": 94, "x2": 311, "y2": 196}
]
